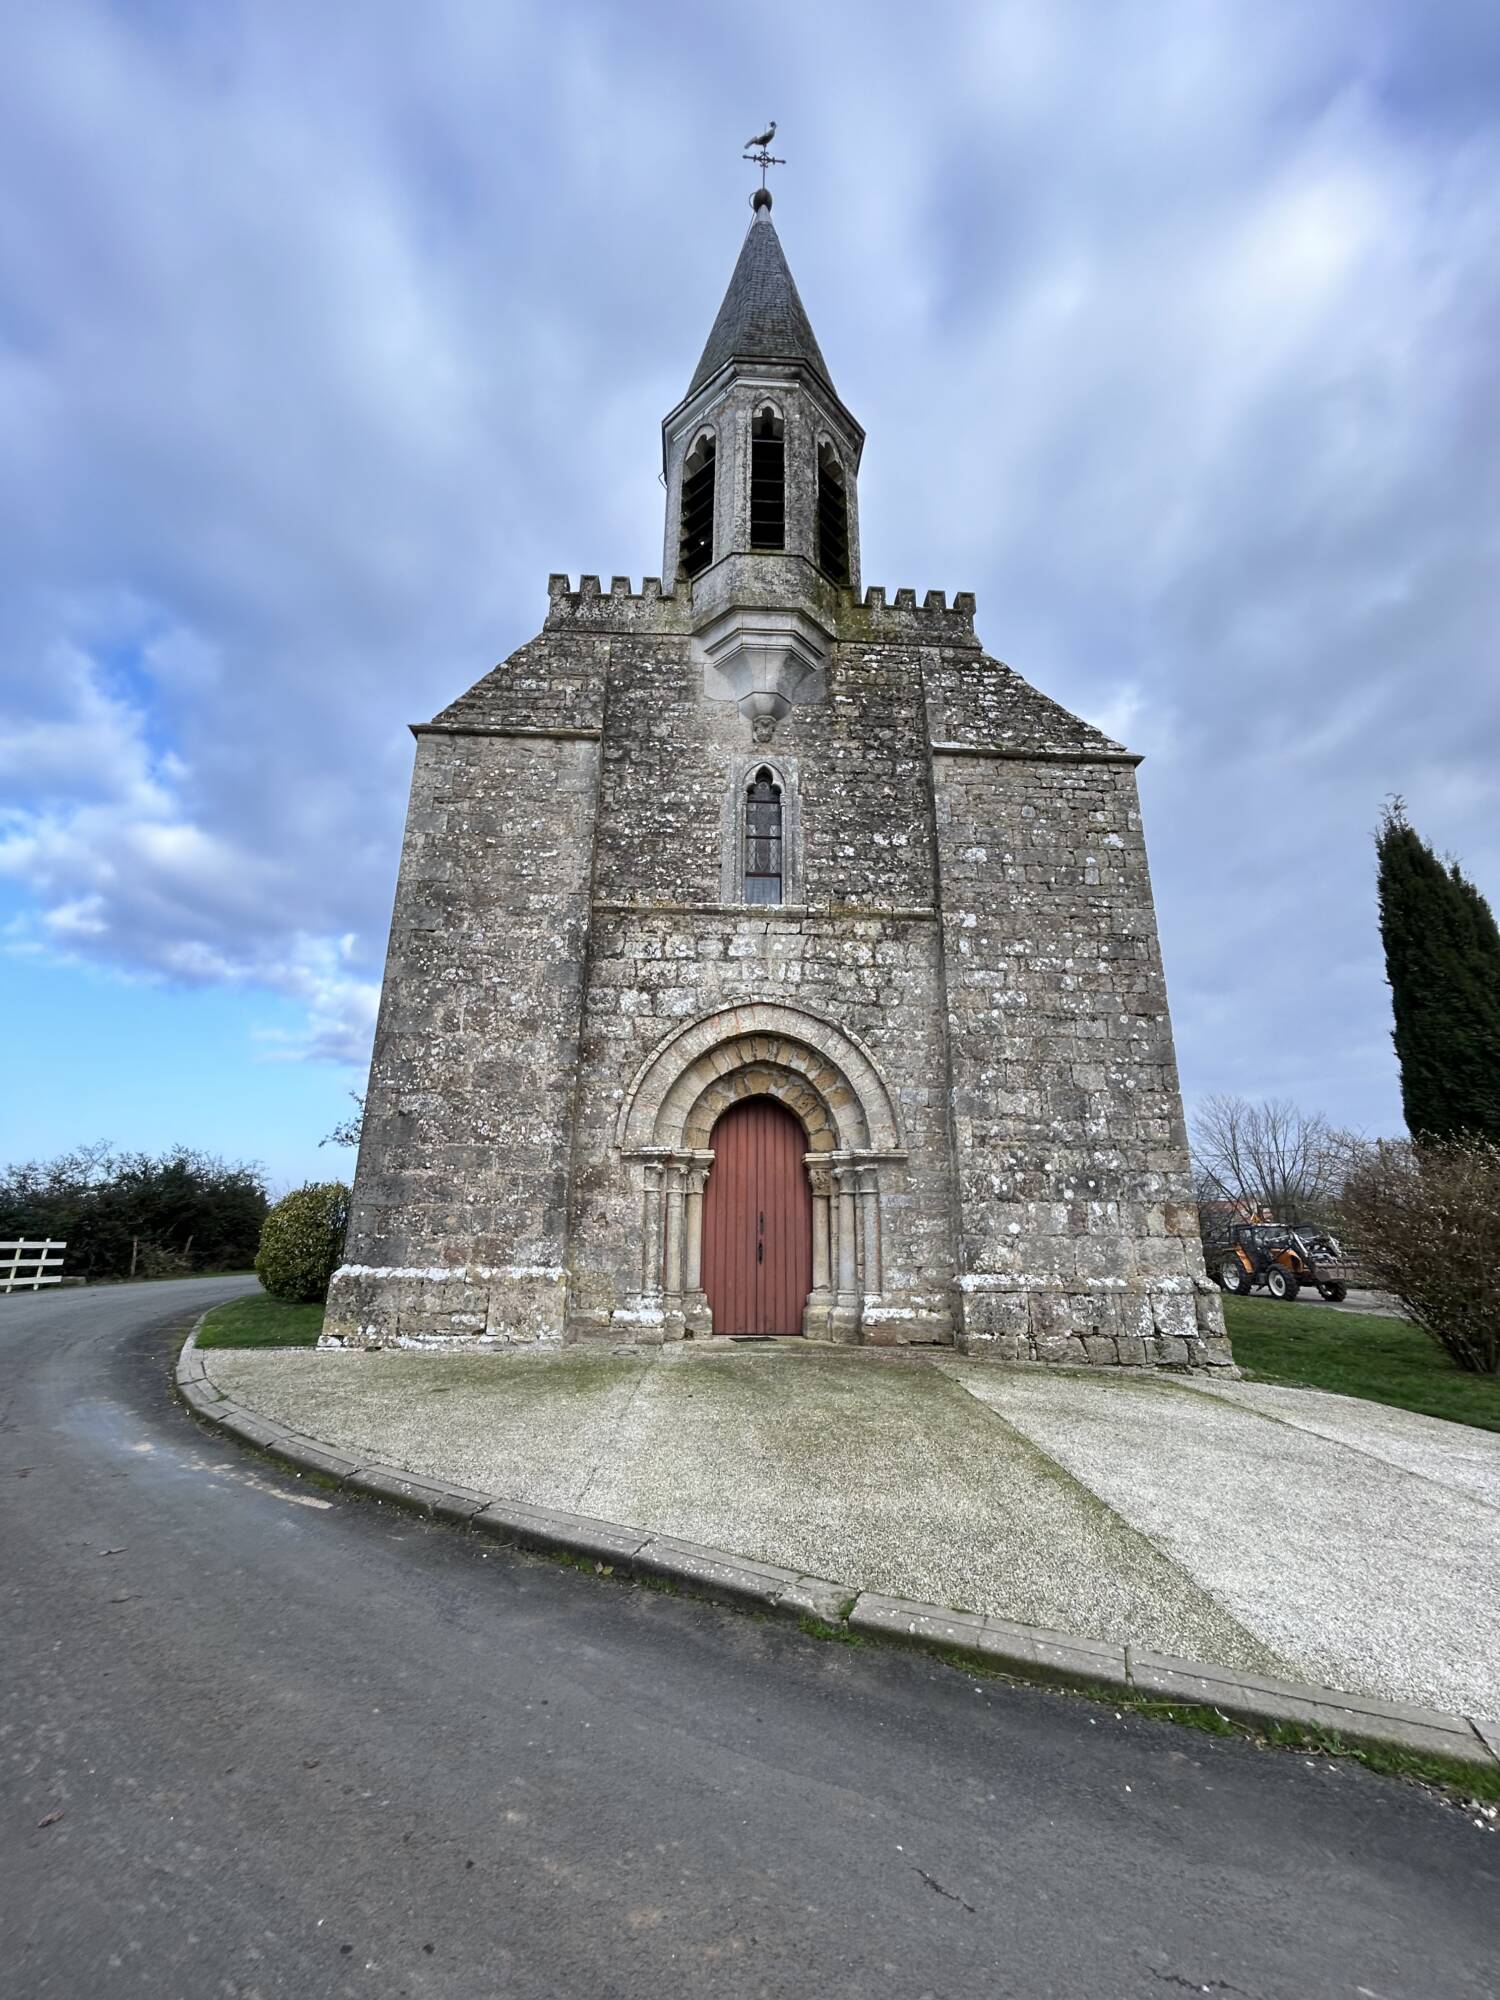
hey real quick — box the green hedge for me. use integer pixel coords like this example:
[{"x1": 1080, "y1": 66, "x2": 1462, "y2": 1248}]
[{"x1": 255, "y1": 1182, "x2": 350, "y2": 1304}]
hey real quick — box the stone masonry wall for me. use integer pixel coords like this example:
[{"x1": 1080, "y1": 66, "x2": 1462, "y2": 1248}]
[
  {"x1": 331, "y1": 576, "x2": 1225, "y2": 1368},
  {"x1": 930, "y1": 745, "x2": 1228, "y2": 1367},
  {"x1": 566, "y1": 618, "x2": 962, "y2": 1339},
  {"x1": 325, "y1": 725, "x2": 600, "y2": 1347},
  {"x1": 567, "y1": 908, "x2": 957, "y2": 1339}
]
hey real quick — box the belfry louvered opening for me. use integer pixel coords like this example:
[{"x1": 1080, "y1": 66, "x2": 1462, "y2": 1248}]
[
  {"x1": 743, "y1": 768, "x2": 783, "y2": 905},
  {"x1": 817, "y1": 443, "x2": 850, "y2": 586},
  {"x1": 679, "y1": 432, "x2": 717, "y2": 580},
  {"x1": 749, "y1": 406, "x2": 785, "y2": 551}
]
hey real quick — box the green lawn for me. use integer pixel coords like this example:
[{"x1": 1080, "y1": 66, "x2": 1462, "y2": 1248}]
[
  {"x1": 197, "y1": 1291, "x2": 324, "y2": 1349},
  {"x1": 1223, "y1": 1295, "x2": 1500, "y2": 1433}
]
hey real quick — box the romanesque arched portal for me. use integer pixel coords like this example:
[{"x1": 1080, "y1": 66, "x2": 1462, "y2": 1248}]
[{"x1": 613, "y1": 1001, "x2": 905, "y2": 1340}]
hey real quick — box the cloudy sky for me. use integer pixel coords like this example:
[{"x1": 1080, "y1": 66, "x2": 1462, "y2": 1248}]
[{"x1": 2, "y1": 0, "x2": 1496, "y2": 1189}]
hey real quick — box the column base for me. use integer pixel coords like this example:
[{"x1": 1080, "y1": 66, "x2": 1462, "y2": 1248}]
[
  {"x1": 658, "y1": 1300, "x2": 688, "y2": 1343},
  {"x1": 802, "y1": 1291, "x2": 836, "y2": 1339},
  {"x1": 827, "y1": 1299, "x2": 862, "y2": 1344},
  {"x1": 608, "y1": 1294, "x2": 667, "y2": 1345}
]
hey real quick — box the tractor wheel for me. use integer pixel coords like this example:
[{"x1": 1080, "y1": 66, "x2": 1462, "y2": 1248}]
[
  {"x1": 1219, "y1": 1257, "x2": 1252, "y2": 1296},
  {"x1": 1318, "y1": 1282, "x2": 1348, "y2": 1303},
  {"x1": 1266, "y1": 1266, "x2": 1300, "y2": 1301}
]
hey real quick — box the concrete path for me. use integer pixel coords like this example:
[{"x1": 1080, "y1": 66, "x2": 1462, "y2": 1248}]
[
  {"x1": 6, "y1": 1281, "x2": 1500, "y2": 2000},
  {"x1": 205, "y1": 1339, "x2": 1500, "y2": 1724}
]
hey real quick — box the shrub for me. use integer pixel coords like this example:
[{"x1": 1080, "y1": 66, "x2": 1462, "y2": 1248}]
[
  {"x1": 0, "y1": 1142, "x2": 268, "y2": 1280},
  {"x1": 255, "y1": 1182, "x2": 351, "y2": 1305},
  {"x1": 133, "y1": 1239, "x2": 192, "y2": 1280},
  {"x1": 1337, "y1": 1137, "x2": 1500, "y2": 1374}
]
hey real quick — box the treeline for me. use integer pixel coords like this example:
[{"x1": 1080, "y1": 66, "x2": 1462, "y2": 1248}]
[{"x1": 0, "y1": 1143, "x2": 268, "y2": 1282}]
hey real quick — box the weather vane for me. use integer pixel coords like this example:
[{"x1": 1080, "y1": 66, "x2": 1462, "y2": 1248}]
[{"x1": 743, "y1": 121, "x2": 784, "y2": 206}]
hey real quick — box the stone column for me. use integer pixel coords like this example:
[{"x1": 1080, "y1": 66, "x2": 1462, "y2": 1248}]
[
  {"x1": 835, "y1": 1174, "x2": 858, "y2": 1293},
  {"x1": 609, "y1": 1155, "x2": 671, "y2": 1344},
  {"x1": 810, "y1": 1173, "x2": 832, "y2": 1292},
  {"x1": 857, "y1": 1166, "x2": 882, "y2": 1296},
  {"x1": 682, "y1": 1152, "x2": 714, "y2": 1337},
  {"x1": 641, "y1": 1159, "x2": 665, "y2": 1294},
  {"x1": 661, "y1": 1158, "x2": 688, "y2": 1341},
  {"x1": 830, "y1": 1161, "x2": 861, "y2": 1342},
  {"x1": 803, "y1": 1156, "x2": 835, "y2": 1338}
]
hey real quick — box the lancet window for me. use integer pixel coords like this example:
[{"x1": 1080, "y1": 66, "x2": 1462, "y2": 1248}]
[
  {"x1": 743, "y1": 768, "x2": 783, "y2": 905},
  {"x1": 816, "y1": 442, "x2": 850, "y2": 585},
  {"x1": 749, "y1": 405, "x2": 786, "y2": 551},
  {"x1": 679, "y1": 431, "x2": 717, "y2": 579}
]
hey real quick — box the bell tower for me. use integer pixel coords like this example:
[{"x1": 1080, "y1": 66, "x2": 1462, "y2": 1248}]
[{"x1": 661, "y1": 190, "x2": 864, "y2": 739}]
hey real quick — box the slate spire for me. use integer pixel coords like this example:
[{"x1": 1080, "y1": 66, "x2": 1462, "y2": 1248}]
[
  {"x1": 663, "y1": 192, "x2": 863, "y2": 595},
  {"x1": 687, "y1": 198, "x2": 837, "y2": 400}
]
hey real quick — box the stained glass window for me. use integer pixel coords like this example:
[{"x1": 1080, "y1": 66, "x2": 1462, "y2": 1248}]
[{"x1": 743, "y1": 769, "x2": 783, "y2": 905}]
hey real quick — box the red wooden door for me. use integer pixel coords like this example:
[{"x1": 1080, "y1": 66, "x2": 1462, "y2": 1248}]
[{"x1": 702, "y1": 1099, "x2": 812, "y2": 1336}]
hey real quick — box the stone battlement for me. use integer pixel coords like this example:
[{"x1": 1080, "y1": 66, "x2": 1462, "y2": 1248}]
[
  {"x1": 861, "y1": 586, "x2": 976, "y2": 616},
  {"x1": 542, "y1": 571, "x2": 980, "y2": 646},
  {"x1": 844, "y1": 584, "x2": 980, "y2": 647},
  {"x1": 544, "y1": 574, "x2": 693, "y2": 636},
  {"x1": 547, "y1": 573, "x2": 682, "y2": 603}
]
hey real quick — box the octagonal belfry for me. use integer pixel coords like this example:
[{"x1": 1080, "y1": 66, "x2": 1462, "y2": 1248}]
[{"x1": 325, "y1": 195, "x2": 1231, "y2": 1373}]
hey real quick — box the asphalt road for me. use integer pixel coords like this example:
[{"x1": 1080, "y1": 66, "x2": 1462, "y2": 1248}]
[{"x1": 3, "y1": 1280, "x2": 1496, "y2": 2000}]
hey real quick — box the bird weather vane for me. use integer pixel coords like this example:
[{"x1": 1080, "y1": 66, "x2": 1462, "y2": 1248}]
[{"x1": 743, "y1": 121, "x2": 784, "y2": 191}]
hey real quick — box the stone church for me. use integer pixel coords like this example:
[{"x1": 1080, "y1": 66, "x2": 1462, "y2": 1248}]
[{"x1": 325, "y1": 192, "x2": 1230, "y2": 1372}]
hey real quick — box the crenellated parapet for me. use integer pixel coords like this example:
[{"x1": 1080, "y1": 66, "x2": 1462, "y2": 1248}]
[
  {"x1": 538, "y1": 569, "x2": 982, "y2": 649},
  {"x1": 543, "y1": 573, "x2": 695, "y2": 635},
  {"x1": 838, "y1": 584, "x2": 980, "y2": 647}
]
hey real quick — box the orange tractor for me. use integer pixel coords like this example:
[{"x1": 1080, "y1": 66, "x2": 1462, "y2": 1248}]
[{"x1": 1215, "y1": 1222, "x2": 1349, "y2": 1303}]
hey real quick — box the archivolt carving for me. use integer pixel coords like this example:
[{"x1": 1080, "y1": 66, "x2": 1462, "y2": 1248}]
[
  {"x1": 616, "y1": 1001, "x2": 903, "y2": 1154},
  {"x1": 680, "y1": 1057, "x2": 838, "y2": 1150}
]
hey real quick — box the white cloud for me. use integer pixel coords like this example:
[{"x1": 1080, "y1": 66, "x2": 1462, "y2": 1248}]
[
  {"x1": 0, "y1": 633, "x2": 381, "y2": 1062},
  {"x1": 0, "y1": 0, "x2": 1494, "y2": 1128}
]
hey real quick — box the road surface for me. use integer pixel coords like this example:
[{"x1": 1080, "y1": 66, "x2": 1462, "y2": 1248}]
[{"x1": 3, "y1": 1279, "x2": 1496, "y2": 1998}]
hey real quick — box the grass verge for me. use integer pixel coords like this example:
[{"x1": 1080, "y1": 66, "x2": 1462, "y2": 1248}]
[
  {"x1": 786, "y1": 1617, "x2": 1500, "y2": 1807},
  {"x1": 198, "y1": 1291, "x2": 324, "y2": 1349},
  {"x1": 1137, "y1": 1699, "x2": 1500, "y2": 1806},
  {"x1": 1223, "y1": 1295, "x2": 1500, "y2": 1433}
]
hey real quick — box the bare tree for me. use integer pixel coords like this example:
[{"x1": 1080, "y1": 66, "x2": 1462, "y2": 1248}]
[
  {"x1": 1191, "y1": 1095, "x2": 1348, "y2": 1232},
  {"x1": 1338, "y1": 1136, "x2": 1500, "y2": 1373},
  {"x1": 319, "y1": 1093, "x2": 364, "y2": 1151}
]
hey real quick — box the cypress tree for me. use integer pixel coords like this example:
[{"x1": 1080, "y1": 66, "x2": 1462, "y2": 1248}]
[{"x1": 1375, "y1": 800, "x2": 1500, "y2": 1144}]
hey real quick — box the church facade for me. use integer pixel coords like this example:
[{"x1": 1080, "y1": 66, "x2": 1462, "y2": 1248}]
[{"x1": 324, "y1": 194, "x2": 1231, "y2": 1372}]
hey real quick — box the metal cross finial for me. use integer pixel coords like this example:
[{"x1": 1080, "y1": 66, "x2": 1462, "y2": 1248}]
[{"x1": 742, "y1": 121, "x2": 785, "y2": 191}]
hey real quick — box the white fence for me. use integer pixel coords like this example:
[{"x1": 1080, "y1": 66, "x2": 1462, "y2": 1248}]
[{"x1": 1, "y1": 1240, "x2": 67, "y2": 1293}]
